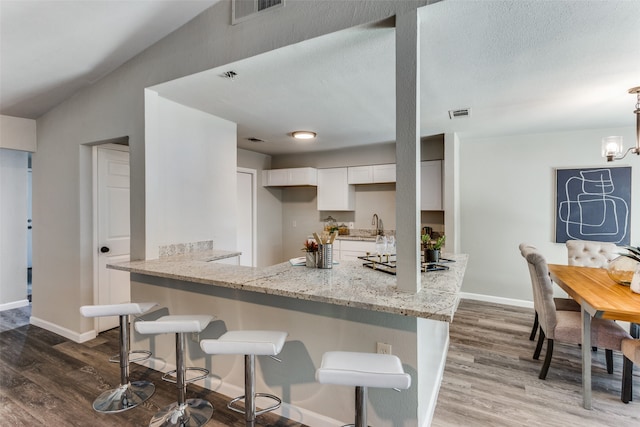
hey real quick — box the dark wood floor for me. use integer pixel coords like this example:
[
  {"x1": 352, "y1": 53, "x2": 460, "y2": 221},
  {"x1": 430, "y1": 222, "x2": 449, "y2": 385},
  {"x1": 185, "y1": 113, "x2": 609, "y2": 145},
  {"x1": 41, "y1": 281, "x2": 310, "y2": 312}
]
[
  {"x1": 432, "y1": 300, "x2": 640, "y2": 426},
  {"x1": 3, "y1": 301, "x2": 640, "y2": 426},
  {"x1": 0, "y1": 305, "x2": 306, "y2": 427}
]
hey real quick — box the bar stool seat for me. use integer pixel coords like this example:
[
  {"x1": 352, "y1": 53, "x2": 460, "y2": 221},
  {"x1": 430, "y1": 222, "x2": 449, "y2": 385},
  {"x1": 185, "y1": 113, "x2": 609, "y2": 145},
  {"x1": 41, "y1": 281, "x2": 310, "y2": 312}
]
[
  {"x1": 79, "y1": 302, "x2": 157, "y2": 413},
  {"x1": 136, "y1": 315, "x2": 214, "y2": 427},
  {"x1": 200, "y1": 330, "x2": 288, "y2": 427},
  {"x1": 316, "y1": 351, "x2": 411, "y2": 427}
]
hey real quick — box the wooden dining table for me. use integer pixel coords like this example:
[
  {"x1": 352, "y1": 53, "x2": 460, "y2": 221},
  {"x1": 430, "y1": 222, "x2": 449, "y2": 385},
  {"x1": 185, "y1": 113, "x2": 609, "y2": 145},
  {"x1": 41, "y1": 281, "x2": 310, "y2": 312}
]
[{"x1": 548, "y1": 264, "x2": 640, "y2": 409}]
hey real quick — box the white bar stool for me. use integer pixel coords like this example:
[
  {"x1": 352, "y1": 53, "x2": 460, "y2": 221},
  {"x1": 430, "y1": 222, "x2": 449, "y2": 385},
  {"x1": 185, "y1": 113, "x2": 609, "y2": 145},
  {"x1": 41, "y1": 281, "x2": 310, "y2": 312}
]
[
  {"x1": 135, "y1": 315, "x2": 214, "y2": 427},
  {"x1": 79, "y1": 302, "x2": 157, "y2": 413},
  {"x1": 200, "y1": 330, "x2": 288, "y2": 427},
  {"x1": 316, "y1": 351, "x2": 411, "y2": 427}
]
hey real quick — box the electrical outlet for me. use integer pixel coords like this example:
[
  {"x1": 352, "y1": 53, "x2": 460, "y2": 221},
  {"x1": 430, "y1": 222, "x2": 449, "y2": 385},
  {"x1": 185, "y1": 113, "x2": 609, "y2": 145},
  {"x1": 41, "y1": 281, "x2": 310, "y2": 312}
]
[
  {"x1": 349, "y1": 222, "x2": 354, "y2": 229},
  {"x1": 377, "y1": 342, "x2": 392, "y2": 355},
  {"x1": 191, "y1": 332, "x2": 200, "y2": 343}
]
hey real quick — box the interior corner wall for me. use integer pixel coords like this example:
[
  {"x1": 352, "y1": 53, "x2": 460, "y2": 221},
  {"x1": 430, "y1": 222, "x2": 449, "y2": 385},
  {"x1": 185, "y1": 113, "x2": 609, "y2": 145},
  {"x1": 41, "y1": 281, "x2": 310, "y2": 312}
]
[
  {"x1": 0, "y1": 148, "x2": 29, "y2": 307},
  {"x1": 145, "y1": 94, "x2": 237, "y2": 259},
  {"x1": 237, "y1": 148, "x2": 283, "y2": 267},
  {"x1": 459, "y1": 126, "x2": 638, "y2": 303}
]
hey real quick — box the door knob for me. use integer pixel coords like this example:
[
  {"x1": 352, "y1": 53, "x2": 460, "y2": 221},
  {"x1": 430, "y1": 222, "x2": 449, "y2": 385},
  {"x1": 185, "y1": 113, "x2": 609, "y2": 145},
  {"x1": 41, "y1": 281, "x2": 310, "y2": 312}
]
[{"x1": 100, "y1": 246, "x2": 110, "y2": 253}]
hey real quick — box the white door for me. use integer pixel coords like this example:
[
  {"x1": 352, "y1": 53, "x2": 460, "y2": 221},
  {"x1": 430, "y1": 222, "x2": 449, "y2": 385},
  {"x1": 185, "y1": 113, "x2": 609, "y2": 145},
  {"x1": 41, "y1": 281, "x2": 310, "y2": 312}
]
[
  {"x1": 236, "y1": 169, "x2": 255, "y2": 267},
  {"x1": 97, "y1": 146, "x2": 130, "y2": 331}
]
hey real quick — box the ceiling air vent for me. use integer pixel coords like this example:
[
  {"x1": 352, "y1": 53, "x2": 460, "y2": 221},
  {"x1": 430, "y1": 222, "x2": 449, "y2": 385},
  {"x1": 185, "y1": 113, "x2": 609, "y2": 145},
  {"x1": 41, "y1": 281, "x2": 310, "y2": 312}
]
[
  {"x1": 246, "y1": 137, "x2": 265, "y2": 143},
  {"x1": 232, "y1": 0, "x2": 284, "y2": 25},
  {"x1": 448, "y1": 108, "x2": 471, "y2": 119}
]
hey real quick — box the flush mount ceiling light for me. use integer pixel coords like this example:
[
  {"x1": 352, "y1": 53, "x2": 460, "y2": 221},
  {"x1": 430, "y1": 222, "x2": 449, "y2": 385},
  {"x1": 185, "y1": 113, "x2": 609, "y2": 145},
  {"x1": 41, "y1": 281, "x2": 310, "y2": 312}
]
[
  {"x1": 602, "y1": 86, "x2": 640, "y2": 162},
  {"x1": 292, "y1": 131, "x2": 317, "y2": 140}
]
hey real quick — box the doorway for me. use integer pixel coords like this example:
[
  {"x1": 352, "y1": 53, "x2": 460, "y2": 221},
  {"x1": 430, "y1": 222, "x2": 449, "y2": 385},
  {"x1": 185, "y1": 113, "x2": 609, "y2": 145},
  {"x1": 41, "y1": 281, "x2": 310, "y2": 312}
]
[
  {"x1": 94, "y1": 144, "x2": 130, "y2": 332},
  {"x1": 237, "y1": 168, "x2": 256, "y2": 267}
]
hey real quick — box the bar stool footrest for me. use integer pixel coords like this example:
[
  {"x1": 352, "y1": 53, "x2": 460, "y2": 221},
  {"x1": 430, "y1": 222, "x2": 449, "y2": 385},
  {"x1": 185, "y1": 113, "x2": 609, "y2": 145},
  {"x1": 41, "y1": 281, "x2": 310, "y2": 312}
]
[
  {"x1": 227, "y1": 393, "x2": 282, "y2": 416},
  {"x1": 108, "y1": 349, "x2": 152, "y2": 364},
  {"x1": 161, "y1": 367, "x2": 209, "y2": 384}
]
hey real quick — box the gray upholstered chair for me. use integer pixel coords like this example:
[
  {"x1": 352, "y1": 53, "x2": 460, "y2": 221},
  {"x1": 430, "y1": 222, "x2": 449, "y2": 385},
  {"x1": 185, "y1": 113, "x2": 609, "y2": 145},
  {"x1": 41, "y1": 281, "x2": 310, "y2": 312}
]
[
  {"x1": 520, "y1": 244, "x2": 631, "y2": 379},
  {"x1": 519, "y1": 243, "x2": 580, "y2": 341},
  {"x1": 566, "y1": 239, "x2": 618, "y2": 268},
  {"x1": 622, "y1": 339, "x2": 640, "y2": 403}
]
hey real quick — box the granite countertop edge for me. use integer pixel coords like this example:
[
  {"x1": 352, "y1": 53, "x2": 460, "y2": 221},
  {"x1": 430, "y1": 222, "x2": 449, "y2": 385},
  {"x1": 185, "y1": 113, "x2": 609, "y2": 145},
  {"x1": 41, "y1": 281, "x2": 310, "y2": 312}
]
[{"x1": 109, "y1": 250, "x2": 467, "y2": 322}]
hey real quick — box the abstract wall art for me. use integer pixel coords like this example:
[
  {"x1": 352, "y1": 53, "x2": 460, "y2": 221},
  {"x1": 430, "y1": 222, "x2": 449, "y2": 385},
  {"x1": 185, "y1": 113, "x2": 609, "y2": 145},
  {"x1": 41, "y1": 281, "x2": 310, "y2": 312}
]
[{"x1": 555, "y1": 166, "x2": 631, "y2": 244}]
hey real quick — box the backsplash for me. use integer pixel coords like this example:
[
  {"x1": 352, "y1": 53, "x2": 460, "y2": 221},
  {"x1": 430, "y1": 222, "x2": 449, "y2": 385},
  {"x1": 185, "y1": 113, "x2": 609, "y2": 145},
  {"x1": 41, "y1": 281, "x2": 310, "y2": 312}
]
[{"x1": 159, "y1": 240, "x2": 213, "y2": 257}]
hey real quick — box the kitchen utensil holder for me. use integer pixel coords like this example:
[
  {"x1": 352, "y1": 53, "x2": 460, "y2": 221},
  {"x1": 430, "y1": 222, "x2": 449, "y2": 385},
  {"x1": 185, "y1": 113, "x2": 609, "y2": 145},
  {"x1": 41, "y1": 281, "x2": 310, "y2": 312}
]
[{"x1": 318, "y1": 243, "x2": 333, "y2": 269}]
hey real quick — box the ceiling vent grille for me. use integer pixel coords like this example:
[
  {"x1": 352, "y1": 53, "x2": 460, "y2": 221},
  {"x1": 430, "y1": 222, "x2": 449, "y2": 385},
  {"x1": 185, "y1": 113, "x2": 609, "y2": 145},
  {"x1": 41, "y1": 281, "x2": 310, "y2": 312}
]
[
  {"x1": 232, "y1": 0, "x2": 284, "y2": 25},
  {"x1": 448, "y1": 108, "x2": 471, "y2": 119}
]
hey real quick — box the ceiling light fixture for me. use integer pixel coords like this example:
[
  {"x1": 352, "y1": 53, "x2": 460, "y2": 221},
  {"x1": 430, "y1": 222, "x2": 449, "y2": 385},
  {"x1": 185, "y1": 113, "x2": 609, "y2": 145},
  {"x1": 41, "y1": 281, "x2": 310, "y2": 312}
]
[
  {"x1": 292, "y1": 131, "x2": 317, "y2": 140},
  {"x1": 602, "y1": 86, "x2": 640, "y2": 162}
]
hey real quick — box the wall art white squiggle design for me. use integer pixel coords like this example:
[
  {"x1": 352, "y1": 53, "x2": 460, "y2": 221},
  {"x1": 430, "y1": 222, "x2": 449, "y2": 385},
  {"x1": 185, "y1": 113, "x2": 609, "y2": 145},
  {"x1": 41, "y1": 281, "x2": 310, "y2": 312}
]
[{"x1": 555, "y1": 167, "x2": 631, "y2": 245}]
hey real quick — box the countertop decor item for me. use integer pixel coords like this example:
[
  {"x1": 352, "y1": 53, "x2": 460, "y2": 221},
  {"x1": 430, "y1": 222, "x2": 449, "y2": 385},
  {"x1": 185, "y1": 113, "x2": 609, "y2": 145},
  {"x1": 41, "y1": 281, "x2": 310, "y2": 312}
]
[
  {"x1": 302, "y1": 239, "x2": 319, "y2": 267},
  {"x1": 607, "y1": 246, "x2": 640, "y2": 286},
  {"x1": 422, "y1": 234, "x2": 446, "y2": 263}
]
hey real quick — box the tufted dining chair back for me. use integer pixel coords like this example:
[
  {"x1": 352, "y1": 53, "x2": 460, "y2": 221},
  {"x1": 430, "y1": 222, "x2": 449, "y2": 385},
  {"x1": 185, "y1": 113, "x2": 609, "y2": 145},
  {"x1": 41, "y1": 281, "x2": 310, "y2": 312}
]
[{"x1": 566, "y1": 240, "x2": 619, "y2": 268}]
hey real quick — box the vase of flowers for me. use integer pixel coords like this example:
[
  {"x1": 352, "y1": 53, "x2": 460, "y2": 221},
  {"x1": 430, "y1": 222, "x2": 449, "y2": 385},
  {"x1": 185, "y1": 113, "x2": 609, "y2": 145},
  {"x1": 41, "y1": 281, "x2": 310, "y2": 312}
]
[
  {"x1": 421, "y1": 234, "x2": 446, "y2": 263},
  {"x1": 607, "y1": 245, "x2": 640, "y2": 287},
  {"x1": 302, "y1": 240, "x2": 319, "y2": 267}
]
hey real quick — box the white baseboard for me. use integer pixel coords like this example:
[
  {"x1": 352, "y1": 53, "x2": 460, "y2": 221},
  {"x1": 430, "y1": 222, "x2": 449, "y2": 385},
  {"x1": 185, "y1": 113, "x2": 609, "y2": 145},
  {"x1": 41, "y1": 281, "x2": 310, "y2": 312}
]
[
  {"x1": 460, "y1": 292, "x2": 534, "y2": 309},
  {"x1": 29, "y1": 316, "x2": 96, "y2": 343},
  {"x1": 0, "y1": 299, "x2": 30, "y2": 312},
  {"x1": 139, "y1": 357, "x2": 343, "y2": 427}
]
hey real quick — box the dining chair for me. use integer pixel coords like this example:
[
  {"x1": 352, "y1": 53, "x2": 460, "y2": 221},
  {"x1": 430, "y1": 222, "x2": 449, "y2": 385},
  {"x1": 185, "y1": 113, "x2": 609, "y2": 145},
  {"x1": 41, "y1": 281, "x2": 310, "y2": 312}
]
[
  {"x1": 566, "y1": 239, "x2": 618, "y2": 268},
  {"x1": 519, "y1": 243, "x2": 580, "y2": 341},
  {"x1": 520, "y1": 245, "x2": 631, "y2": 379},
  {"x1": 622, "y1": 338, "x2": 640, "y2": 403}
]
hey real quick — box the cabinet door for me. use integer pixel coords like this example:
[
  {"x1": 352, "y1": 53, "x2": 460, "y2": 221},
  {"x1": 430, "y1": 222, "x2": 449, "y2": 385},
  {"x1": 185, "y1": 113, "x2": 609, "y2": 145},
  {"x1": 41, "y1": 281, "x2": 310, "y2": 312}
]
[
  {"x1": 317, "y1": 168, "x2": 355, "y2": 211},
  {"x1": 267, "y1": 169, "x2": 289, "y2": 186},
  {"x1": 373, "y1": 164, "x2": 396, "y2": 183},
  {"x1": 289, "y1": 167, "x2": 317, "y2": 186},
  {"x1": 420, "y1": 160, "x2": 442, "y2": 210},
  {"x1": 348, "y1": 166, "x2": 373, "y2": 184}
]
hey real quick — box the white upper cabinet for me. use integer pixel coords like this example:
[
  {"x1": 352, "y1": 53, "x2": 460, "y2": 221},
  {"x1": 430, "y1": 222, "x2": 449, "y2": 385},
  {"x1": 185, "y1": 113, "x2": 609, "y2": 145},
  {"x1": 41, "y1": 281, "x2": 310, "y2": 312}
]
[
  {"x1": 347, "y1": 164, "x2": 396, "y2": 184},
  {"x1": 262, "y1": 167, "x2": 317, "y2": 187},
  {"x1": 317, "y1": 167, "x2": 355, "y2": 211},
  {"x1": 420, "y1": 160, "x2": 442, "y2": 211}
]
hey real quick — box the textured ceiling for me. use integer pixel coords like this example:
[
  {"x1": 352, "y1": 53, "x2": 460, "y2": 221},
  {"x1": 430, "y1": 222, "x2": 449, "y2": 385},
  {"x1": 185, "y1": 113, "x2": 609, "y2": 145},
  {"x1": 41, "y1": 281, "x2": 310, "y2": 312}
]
[
  {"x1": 152, "y1": 0, "x2": 640, "y2": 155},
  {"x1": 0, "y1": 0, "x2": 220, "y2": 119}
]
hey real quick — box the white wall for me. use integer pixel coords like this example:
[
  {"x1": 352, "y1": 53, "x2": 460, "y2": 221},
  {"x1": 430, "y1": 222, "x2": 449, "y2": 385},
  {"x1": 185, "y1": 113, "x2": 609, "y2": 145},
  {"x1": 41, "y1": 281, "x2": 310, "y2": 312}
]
[
  {"x1": 145, "y1": 92, "x2": 237, "y2": 259},
  {"x1": 459, "y1": 126, "x2": 638, "y2": 303},
  {"x1": 0, "y1": 148, "x2": 29, "y2": 309},
  {"x1": 0, "y1": 115, "x2": 36, "y2": 152}
]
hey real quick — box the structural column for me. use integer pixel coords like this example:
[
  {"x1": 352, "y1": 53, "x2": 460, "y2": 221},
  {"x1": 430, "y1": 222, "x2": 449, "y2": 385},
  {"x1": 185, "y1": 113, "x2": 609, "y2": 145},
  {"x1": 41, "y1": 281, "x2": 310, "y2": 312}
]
[{"x1": 395, "y1": 9, "x2": 421, "y2": 293}]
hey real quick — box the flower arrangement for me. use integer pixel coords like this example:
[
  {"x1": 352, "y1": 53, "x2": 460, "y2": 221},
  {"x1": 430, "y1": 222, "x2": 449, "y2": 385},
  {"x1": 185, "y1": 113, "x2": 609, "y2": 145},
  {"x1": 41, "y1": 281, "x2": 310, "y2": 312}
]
[{"x1": 302, "y1": 240, "x2": 319, "y2": 253}]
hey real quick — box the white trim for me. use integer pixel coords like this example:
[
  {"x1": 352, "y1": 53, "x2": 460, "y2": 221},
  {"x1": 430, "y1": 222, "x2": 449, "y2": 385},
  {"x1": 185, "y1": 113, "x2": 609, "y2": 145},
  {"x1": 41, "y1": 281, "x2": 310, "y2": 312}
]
[
  {"x1": 30, "y1": 316, "x2": 96, "y2": 343},
  {"x1": 422, "y1": 334, "x2": 449, "y2": 427},
  {"x1": 139, "y1": 356, "x2": 342, "y2": 426},
  {"x1": 0, "y1": 299, "x2": 30, "y2": 312},
  {"x1": 460, "y1": 292, "x2": 534, "y2": 309}
]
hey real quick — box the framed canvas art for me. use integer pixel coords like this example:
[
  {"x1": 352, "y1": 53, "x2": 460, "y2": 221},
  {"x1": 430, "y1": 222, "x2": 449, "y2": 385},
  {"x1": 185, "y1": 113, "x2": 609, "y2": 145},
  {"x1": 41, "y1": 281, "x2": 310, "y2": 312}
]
[{"x1": 555, "y1": 166, "x2": 631, "y2": 245}]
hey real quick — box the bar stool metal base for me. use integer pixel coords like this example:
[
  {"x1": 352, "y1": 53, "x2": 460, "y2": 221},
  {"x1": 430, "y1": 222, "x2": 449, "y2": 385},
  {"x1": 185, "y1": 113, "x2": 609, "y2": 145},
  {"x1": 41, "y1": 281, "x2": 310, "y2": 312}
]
[
  {"x1": 149, "y1": 399, "x2": 214, "y2": 427},
  {"x1": 93, "y1": 380, "x2": 155, "y2": 413},
  {"x1": 228, "y1": 392, "x2": 282, "y2": 416}
]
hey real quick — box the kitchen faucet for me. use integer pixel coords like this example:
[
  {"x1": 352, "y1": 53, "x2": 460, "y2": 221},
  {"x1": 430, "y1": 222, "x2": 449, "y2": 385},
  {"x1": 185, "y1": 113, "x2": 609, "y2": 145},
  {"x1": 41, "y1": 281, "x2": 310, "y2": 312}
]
[{"x1": 371, "y1": 213, "x2": 383, "y2": 235}]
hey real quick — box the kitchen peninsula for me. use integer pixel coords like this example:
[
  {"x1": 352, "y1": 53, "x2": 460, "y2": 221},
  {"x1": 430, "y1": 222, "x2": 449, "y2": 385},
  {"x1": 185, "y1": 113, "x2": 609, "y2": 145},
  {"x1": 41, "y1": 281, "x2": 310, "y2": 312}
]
[{"x1": 110, "y1": 249, "x2": 467, "y2": 426}]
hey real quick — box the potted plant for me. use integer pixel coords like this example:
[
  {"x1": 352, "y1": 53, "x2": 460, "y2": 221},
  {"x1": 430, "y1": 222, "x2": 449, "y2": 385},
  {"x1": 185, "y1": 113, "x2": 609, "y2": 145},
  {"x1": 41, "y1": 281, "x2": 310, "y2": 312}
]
[
  {"x1": 302, "y1": 240, "x2": 319, "y2": 267},
  {"x1": 421, "y1": 234, "x2": 445, "y2": 263}
]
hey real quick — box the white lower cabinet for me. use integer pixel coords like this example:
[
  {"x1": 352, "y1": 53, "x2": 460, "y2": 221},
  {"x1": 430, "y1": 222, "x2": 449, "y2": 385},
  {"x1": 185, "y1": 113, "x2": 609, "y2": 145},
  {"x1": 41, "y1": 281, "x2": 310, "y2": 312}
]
[
  {"x1": 317, "y1": 168, "x2": 355, "y2": 211},
  {"x1": 336, "y1": 240, "x2": 376, "y2": 261}
]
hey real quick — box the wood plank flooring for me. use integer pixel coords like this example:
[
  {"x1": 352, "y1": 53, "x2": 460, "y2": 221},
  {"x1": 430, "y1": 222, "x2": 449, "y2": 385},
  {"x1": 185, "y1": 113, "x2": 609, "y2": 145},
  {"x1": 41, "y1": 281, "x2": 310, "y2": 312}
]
[
  {"x1": 432, "y1": 300, "x2": 640, "y2": 427},
  {"x1": 2, "y1": 300, "x2": 640, "y2": 426},
  {"x1": 0, "y1": 306, "x2": 305, "y2": 427}
]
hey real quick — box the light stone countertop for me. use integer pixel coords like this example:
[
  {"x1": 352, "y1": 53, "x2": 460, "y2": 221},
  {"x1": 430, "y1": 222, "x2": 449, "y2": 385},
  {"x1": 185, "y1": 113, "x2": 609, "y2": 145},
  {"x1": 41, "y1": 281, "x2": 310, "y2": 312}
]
[{"x1": 108, "y1": 249, "x2": 467, "y2": 322}]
